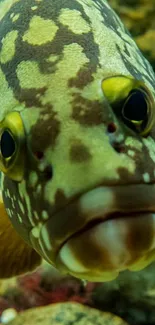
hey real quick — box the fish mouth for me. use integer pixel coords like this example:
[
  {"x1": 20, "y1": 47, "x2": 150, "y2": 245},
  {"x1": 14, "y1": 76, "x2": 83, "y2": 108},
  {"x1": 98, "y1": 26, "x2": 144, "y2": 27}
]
[{"x1": 30, "y1": 184, "x2": 155, "y2": 282}]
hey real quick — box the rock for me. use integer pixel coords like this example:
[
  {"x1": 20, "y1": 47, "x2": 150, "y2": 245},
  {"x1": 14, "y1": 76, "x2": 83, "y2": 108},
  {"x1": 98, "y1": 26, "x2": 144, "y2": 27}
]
[
  {"x1": 7, "y1": 302, "x2": 129, "y2": 325},
  {"x1": 0, "y1": 278, "x2": 17, "y2": 296},
  {"x1": 1, "y1": 309, "x2": 17, "y2": 324},
  {"x1": 93, "y1": 263, "x2": 155, "y2": 325}
]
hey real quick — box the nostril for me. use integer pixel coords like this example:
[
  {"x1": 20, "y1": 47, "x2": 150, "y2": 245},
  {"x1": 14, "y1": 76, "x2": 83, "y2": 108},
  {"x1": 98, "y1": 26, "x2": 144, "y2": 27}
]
[
  {"x1": 34, "y1": 151, "x2": 53, "y2": 181},
  {"x1": 107, "y1": 123, "x2": 125, "y2": 154},
  {"x1": 43, "y1": 165, "x2": 53, "y2": 180},
  {"x1": 114, "y1": 145, "x2": 125, "y2": 153},
  {"x1": 107, "y1": 122, "x2": 117, "y2": 133},
  {"x1": 35, "y1": 151, "x2": 44, "y2": 160}
]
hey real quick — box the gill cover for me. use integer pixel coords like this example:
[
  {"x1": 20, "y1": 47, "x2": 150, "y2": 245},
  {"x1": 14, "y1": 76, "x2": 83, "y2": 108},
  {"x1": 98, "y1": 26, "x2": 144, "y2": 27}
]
[
  {"x1": 0, "y1": 112, "x2": 25, "y2": 181},
  {"x1": 102, "y1": 76, "x2": 155, "y2": 136},
  {"x1": 0, "y1": 113, "x2": 42, "y2": 277},
  {"x1": 0, "y1": 193, "x2": 41, "y2": 278}
]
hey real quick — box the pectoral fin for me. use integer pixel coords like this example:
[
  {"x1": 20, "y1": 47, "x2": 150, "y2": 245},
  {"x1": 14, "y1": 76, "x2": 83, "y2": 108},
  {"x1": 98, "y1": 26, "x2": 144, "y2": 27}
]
[{"x1": 0, "y1": 195, "x2": 42, "y2": 278}]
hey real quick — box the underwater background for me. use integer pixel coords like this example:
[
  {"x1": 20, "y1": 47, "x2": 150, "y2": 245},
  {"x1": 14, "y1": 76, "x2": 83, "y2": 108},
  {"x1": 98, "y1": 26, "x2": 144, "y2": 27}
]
[{"x1": 0, "y1": 0, "x2": 155, "y2": 324}]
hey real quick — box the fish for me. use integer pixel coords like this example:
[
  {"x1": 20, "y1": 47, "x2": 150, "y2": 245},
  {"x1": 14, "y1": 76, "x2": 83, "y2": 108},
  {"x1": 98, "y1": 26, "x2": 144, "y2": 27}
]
[{"x1": 0, "y1": 0, "x2": 155, "y2": 282}]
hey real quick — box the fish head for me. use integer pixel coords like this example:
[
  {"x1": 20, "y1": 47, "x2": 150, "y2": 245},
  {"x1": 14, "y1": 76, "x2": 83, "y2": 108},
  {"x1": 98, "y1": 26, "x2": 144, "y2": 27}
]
[{"x1": 1, "y1": 0, "x2": 155, "y2": 282}]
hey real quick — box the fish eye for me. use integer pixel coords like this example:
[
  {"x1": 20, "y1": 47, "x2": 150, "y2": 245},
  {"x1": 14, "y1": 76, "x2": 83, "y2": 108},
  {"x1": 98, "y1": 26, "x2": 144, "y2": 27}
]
[
  {"x1": 102, "y1": 76, "x2": 155, "y2": 136},
  {"x1": 122, "y1": 88, "x2": 149, "y2": 134},
  {"x1": 0, "y1": 130, "x2": 16, "y2": 158},
  {"x1": 0, "y1": 112, "x2": 25, "y2": 181}
]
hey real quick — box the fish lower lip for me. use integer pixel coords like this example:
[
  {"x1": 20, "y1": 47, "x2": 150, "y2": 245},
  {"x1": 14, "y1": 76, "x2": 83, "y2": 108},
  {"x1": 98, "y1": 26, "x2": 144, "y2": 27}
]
[
  {"x1": 31, "y1": 184, "x2": 155, "y2": 281},
  {"x1": 56, "y1": 212, "x2": 155, "y2": 282},
  {"x1": 54, "y1": 183, "x2": 155, "y2": 281}
]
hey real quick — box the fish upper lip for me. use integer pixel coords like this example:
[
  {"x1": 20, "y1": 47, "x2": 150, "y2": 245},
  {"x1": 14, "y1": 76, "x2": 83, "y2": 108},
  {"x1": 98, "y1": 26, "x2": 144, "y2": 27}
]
[
  {"x1": 59, "y1": 211, "x2": 152, "y2": 250},
  {"x1": 42, "y1": 183, "x2": 155, "y2": 255}
]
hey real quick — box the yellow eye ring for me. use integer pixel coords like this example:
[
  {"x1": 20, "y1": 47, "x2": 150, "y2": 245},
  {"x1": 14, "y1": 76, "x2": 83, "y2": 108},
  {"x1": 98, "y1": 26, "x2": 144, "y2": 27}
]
[
  {"x1": 102, "y1": 75, "x2": 155, "y2": 136},
  {"x1": 0, "y1": 111, "x2": 25, "y2": 181}
]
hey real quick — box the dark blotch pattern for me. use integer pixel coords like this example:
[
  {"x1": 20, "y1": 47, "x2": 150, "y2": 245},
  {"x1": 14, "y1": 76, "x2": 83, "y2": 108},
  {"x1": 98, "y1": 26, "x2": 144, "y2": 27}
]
[
  {"x1": 116, "y1": 43, "x2": 155, "y2": 89},
  {"x1": 70, "y1": 141, "x2": 91, "y2": 162},
  {"x1": 94, "y1": 0, "x2": 130, "y2": 39},
  {"x1": 54, "y1": 189, "x2": 68, "y2": 210},
  {"x1": 0, "y1": 0, "x2": 99, "y2": 107},
  {"x1": 42, "y1": 165, "x2": 53, "y2": 180},
  {"x1": 72, "y1": 95, "x2": 104, "y2": 126},
  {"x1": 107, "y1": 122, "x2": 117, "y2": 133},
  {"x1": 68, "y1": 64, "x2": 94, "y2": 89},
  {"x1": 31, "y1": 107, "x2": 60, "y2": 152},
  {"x1": 17, "y1": 87, "x2": 47, "y2": 108},
  {"x1": 126, "y1": 215, "x2": 153, "y2": 253}
]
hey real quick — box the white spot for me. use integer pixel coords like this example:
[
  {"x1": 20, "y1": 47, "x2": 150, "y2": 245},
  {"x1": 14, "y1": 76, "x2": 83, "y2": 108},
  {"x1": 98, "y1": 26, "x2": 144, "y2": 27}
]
[
  {"x1": 11, "y1": 198, "x2": 15, "y2": 209},
  {"x1": 41, "y1": 225, "x2": 52, "y2": 251},
  {"x1": 1, "y1": 308, "x2": 17, "y2": 324},
  {"x1": 28, "y1": 172, "x2": 38, "y2": 187},
  {"x1": 36, "y1": 184, "x2": 41, "y2": 194},
  {"x1": 115, "y1": 133, "x2": 124, "y2": 143},
  {"x1": 143, "y1": 173, "x2": 150, "y2": 183},
  {"x1": 18, "y1": 200, "x2": 25, "y2": 214},
  {"x1": 143, "y1": 137, "x2": 155, "y2": 163},
  {"x1": 128, "y1": 150, "x2": 135, "y2": 157},
  {"x1": 42, "y1": 113, "x2": 50, "y2": 121},
  {"x1": 18, "y1": 181, "x2": 35, "y2": 226},
  {"x1": 42, "y1": 210, "x2": 49, "y2": 221},
  {"x1": 6, "y1": 208, "x2": 12, "y2": 218},
  {"x1": 31, "y1": 5, "x2": 38, "y2": 10},
  {"x1": 31, "y1": 227, "x2": 40, "y2": 238},
  {"x1": 12, "y1": 13, "x2": 20, "y2": 22},
  {"x1": 17, "y1": 213, "x2": 22, "y2": 223},
  {"x1": 39, "y1": 161, "x2": 46, "y2": 172},
  {"x1": 12, "y1": 209, "x2": 15, "y2": 217},
  {"x1": 34, "y1": 210, "x2": 39, "y2": 220},
  {"x1": 80, "y1": 186, "x2": 114, "y2": 217},
  {"x1": 125, "y1": 137, "x2": 142, "y2": 150},
  {"x1": 38, "y1": 237, "x2": 52, "y2": 264},
  {"x1": 31, "y1": 223, "x2": 42, "y2": 238},
  {"x1": 6, "y1": 189, "x2": 10, "y2": 198}
]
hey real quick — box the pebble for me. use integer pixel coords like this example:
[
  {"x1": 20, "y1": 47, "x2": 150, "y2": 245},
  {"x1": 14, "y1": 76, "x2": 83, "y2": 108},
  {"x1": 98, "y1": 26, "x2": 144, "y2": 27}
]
[{"x1": 1, "y1": 308, "x2": 17, "y2": 324}]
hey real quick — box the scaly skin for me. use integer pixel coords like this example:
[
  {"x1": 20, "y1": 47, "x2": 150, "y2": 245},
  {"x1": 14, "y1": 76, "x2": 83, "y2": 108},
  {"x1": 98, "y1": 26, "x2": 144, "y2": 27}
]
[{"x1": 0, "y1": 0, "x2": 155, "y2": 282}]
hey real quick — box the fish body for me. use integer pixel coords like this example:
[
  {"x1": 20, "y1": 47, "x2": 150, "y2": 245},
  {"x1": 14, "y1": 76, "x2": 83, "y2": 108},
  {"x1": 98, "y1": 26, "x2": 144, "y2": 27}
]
[{"x1": 0, "y1": 0, "x2": 155, "y2": 281}]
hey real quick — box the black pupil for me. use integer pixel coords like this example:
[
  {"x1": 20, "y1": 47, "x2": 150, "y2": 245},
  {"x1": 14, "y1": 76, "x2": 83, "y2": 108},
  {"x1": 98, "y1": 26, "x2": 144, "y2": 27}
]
[
  {"x1": 1, "y1": 130, "x2": 15, "y2": 158},
  {"x1": 123, "y1": 89, "x2": 148, "y2": 121}
]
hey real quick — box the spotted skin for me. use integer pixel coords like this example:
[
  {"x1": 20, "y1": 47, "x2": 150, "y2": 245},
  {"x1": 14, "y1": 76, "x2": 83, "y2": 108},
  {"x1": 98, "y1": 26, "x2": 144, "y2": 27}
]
[{"x1": 0, "y1": 0, "x2": 155, "y2": 281}]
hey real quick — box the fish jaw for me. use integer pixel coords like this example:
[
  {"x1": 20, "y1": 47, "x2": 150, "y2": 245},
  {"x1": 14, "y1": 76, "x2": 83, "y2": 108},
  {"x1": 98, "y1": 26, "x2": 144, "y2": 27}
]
[
  {"x1": 29, "y1": 184, "x2": 155, "y2": 282},
  {"x1": 56, "y1": 214, "x2": 155, "y2": 282}
]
